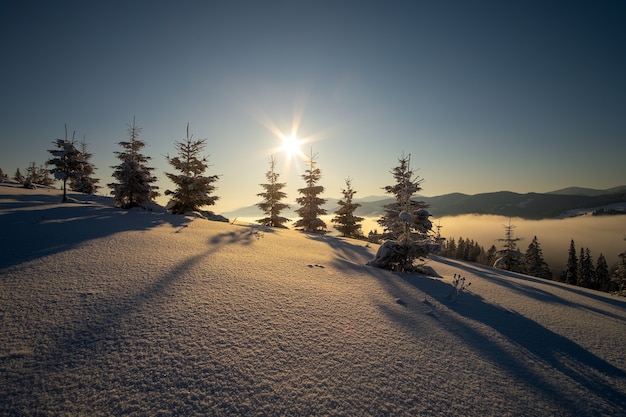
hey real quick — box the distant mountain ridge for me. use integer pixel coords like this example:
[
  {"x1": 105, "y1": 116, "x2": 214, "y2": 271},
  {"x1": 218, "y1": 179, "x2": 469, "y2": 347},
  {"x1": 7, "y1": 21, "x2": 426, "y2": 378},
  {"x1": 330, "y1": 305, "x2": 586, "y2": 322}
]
[
  {"x1": 547, "y1": 185, "x2": 626, "y2": 197},
  {"x1": 222, "y1": 186, "x2": 626, "y2": 220}
]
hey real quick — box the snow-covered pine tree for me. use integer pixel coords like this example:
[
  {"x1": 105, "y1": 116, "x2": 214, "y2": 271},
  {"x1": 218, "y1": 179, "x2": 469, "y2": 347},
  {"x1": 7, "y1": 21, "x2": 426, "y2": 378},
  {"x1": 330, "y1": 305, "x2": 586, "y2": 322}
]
[
  {"x1": 69, "y1": 139, "x2": 100, "y2": 194},
  {"x1": 23, "y1": 162, "x2": 53, "y2": 188},
  {"x1": 13, "y1": 168, "x2": 24, "y2": 183},
  {"x1": 369, "y1": 154, "x2": 434, "y2": 272},
  {"x1": 432, "y1": 221, "x2": 445, "y2": 254},
  {"x1": 25, "y1": 162, "x2": 38, "y2": 187},
  {"x1": 47, "y1": 125, "x2": 84, "y2": 202},
  {"x1": 331, "y1": 177, "x2": 364, "y2": 238},
  {"x1": 294, "y1": 148, "x2": 327, "y2": 233},
  {"x1": 109, "y1": 117, "x2": 160, "y2": 209},
  {"x1": 37, "y1": 164, "x2": 54, "y2": 186},
  {"x1": 165, "y1": 123, "x2": 219, "y2": 214},
  {"x1": 493, "y1": 218, "x2": 525, "y2": 272},
  {"x1": 524, "y1": 236, "x2": 552, "y2": 279},
  {"x1": 256, "y1": 155, "x2": 290, "y2": 228}
]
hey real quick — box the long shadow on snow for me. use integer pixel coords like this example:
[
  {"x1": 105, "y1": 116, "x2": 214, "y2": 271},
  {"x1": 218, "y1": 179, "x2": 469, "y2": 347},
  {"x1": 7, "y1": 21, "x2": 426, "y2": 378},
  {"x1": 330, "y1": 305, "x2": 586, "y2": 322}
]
[
  {"x1": 36, "y1": 223, "x2": 272, "y2": 357},
  {"x1": 381, "y1": 270, "x2": 626, "y2": 414},
  {"x1": 433, "y1": 255, "x2": 626, "y2": 323},
  {"x1": 0, "y1": 193, "x2": 190, "y2": 270},
  {"x1": 305, "y1": 234, "x2": 375, "y2": 271},
  {"x1": 208, "y1": 222, "x2": 276, "y2": 246},
  {"x1": 0, "y1": 243, "x2": 225, "y2": 416},
  {"x1": 29, "y1": 242, "x2": 223, "y2": 379}
]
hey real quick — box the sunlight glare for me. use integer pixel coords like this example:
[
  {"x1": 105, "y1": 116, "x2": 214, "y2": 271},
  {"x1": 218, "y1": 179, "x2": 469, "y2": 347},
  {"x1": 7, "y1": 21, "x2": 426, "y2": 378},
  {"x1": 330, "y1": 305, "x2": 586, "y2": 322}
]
[
  {"x1": 249, "y1": 92, "x2": 329, "y2": 174},
  {"x1": 279, "y1": 134, "x2": 304, "y2": 158}
]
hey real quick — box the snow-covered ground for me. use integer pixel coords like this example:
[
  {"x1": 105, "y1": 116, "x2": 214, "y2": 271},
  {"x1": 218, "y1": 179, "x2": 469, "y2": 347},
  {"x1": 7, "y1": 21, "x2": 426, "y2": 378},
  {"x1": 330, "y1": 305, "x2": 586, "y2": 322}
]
[{"x1": 2, "y1": 184, "x2": 626, "y2": 416}]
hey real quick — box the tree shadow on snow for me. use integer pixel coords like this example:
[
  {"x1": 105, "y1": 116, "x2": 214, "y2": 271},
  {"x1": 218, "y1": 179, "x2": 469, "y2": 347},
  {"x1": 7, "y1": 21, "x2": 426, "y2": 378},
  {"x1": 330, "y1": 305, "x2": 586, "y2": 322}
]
[
  {"x1": 1, "y1": 236, "x2": 228, "y2": 415},
  {"x1": 207, "y1": 222, "x2": 276, "y2": 246},
  {"x1": 380, "y1": 269, "x2": 626, "y2": 415},
  {"x1": 305, "y1": 234, "x2": 376, "y2": 272},
  {"x1": 433, "y1": 256, "x2": 626, "y2": 322},
  {"x1": 0, "y1": 191, "x2": 191, "y2": 269},
  {"x1": 13, "y1": 249, "x2": 224, "y2": 417}
]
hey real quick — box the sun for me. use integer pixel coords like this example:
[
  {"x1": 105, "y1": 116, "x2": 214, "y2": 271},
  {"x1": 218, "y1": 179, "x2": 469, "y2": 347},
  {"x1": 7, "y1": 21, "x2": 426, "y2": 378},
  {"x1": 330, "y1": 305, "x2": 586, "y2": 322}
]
[
  {"x1": 279, "y1": 134, "x2": 304, "y2": 158},
  {"x1": 251, "y1": 101, "x2": 327, "y2": 167}
]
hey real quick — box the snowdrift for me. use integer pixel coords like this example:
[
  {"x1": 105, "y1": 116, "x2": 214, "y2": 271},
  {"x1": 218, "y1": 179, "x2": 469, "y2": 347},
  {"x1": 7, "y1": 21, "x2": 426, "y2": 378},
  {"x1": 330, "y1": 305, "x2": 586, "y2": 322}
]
[{"x1": 1, "y1": 184, "x2": 626, "y2": 416}]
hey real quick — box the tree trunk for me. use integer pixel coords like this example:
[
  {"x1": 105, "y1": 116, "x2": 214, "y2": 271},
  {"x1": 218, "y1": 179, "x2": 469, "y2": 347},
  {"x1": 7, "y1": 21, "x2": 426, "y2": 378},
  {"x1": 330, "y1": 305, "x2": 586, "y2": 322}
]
[{"x1": 62, "y1": 179, "x2": 67, "y2": 202}]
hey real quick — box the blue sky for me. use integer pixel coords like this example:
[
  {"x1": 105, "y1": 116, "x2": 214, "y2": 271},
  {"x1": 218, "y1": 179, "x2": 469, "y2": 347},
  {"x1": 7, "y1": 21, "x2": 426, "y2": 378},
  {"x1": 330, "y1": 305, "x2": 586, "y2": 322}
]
[{"x1": 1, "y1": 0, "x2": 625, "y2": 212}]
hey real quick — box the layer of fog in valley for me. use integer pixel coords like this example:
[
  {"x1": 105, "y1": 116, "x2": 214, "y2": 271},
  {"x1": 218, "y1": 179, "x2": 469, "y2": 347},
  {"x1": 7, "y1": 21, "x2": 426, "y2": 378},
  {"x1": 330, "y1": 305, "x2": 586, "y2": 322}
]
[
  {"x1": 235, "y1": 214, "x2": 626, "y2": 273},
  {"x1": 429, "y1": 214, "x2": 625, "y2": 272}
]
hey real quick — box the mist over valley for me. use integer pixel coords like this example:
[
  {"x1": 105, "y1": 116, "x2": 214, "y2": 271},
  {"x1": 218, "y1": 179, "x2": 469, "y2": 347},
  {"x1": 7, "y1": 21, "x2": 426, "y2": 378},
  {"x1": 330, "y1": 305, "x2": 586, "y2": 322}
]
[{"x1": 229, "y1": 185, "x2": 626, "y2": 274}]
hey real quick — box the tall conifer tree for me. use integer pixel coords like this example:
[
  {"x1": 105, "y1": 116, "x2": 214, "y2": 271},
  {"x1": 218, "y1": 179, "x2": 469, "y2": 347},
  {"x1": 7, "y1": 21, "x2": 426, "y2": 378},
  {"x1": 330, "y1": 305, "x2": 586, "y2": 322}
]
[
  {"x1": 109, "y1": 117, "x2": 159, "y2": 209},
  {"x1": 369, "y1": 154, "x2": 433, "y2": 271},
  {"x1": 577, "y1": 247, "x2": 595, "y2": 288},
  {"x1": 616, "y1": 243, "x2": 626, "y2": 293},
  {"x1": 256, "y1": 155, "x2": 290, "y2": 228},
  {"x1": 165, "y1": 123, "x2": 219, "y2": 214},
  {"x1": 564, "y1": 239, "x2": 578, "y2": 284},
  {"x1": 485, "y1": 245, "x2": 498, "y2": 266},
  {"x1": 69, "y1": 138, "x2": 100, "y2": 194},
  {"x1": 493, "y1": 218, "x2": 525, "y2": 272},
  {"x1": 377, "y1": 153, "x2": 431, "y2": 241},
  {"x1": 595, "y1": 254, "x2": 611, "y2": 292},
  {"x1": 47, "y1": 124, "x2": 83, "y2": 202},
  {"x1": 13, "y1": 168, "x2": 24, "y2": 183},
  {"x1": 331, "y1": 177, "x2": 364, "y2": 238},
  {"x1": 524, "y1": 236, "x2": 552, "y2": 279},
  {"x1": 294, "y1": 148, "x2": 327, "y2": 233}
]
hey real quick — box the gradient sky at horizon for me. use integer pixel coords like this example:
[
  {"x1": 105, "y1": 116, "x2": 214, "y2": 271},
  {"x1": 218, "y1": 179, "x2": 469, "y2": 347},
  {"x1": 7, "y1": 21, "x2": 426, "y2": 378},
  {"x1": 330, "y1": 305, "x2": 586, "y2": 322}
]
[{"x1": 1, "y1": 0, "x2": 625, "y2": 212}]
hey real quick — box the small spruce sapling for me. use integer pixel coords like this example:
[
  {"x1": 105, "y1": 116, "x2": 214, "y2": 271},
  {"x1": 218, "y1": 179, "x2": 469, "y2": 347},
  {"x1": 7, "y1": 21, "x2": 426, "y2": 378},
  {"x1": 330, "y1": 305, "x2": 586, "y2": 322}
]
[{"x1": 13, "y1": 168, "x2": 24, "y2": 183}]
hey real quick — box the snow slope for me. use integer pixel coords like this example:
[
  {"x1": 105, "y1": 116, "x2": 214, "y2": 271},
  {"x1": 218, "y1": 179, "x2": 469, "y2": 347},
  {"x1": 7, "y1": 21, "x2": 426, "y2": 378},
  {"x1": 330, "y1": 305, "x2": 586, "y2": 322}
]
[{"x1": 1, "y1": 184, "x2": 626, "y2": 416}]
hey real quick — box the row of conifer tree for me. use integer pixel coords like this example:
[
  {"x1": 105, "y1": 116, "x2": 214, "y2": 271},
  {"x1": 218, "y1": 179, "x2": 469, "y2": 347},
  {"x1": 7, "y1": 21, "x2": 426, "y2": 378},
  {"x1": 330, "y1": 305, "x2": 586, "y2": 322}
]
[
  {"x1": 4, "y1": 121, "x2": 432, "y2": 257},
  {"x1": 4, "y1": 120, "x2": 624, "y2": 282},
  {"x1": 438, "y1": 227, "x2": 626, "y2": 295}
]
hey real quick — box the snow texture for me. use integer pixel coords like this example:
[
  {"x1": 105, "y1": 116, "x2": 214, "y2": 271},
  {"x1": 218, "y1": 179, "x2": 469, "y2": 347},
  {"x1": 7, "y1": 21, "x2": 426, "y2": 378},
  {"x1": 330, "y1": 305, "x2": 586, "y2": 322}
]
[{"x1": 1, "y1": 183, "x2": 626, "y2": 416}]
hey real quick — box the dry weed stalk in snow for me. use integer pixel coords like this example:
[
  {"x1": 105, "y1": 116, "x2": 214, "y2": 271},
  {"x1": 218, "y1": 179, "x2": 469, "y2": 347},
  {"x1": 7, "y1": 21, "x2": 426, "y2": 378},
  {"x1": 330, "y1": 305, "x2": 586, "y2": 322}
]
[{"x1": 447, "y1": 273, "x2": 472, "y2": 304}]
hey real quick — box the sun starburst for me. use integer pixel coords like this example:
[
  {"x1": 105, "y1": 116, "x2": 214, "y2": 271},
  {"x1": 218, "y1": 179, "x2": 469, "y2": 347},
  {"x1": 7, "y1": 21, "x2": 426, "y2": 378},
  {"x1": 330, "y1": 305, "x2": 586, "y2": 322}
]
[
  {"x1": 278, "y1": 133, "x2": 305, "y2": 159},
  {"x1": 249, "y1": 93, "x2": 329, "y2": 174}
]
